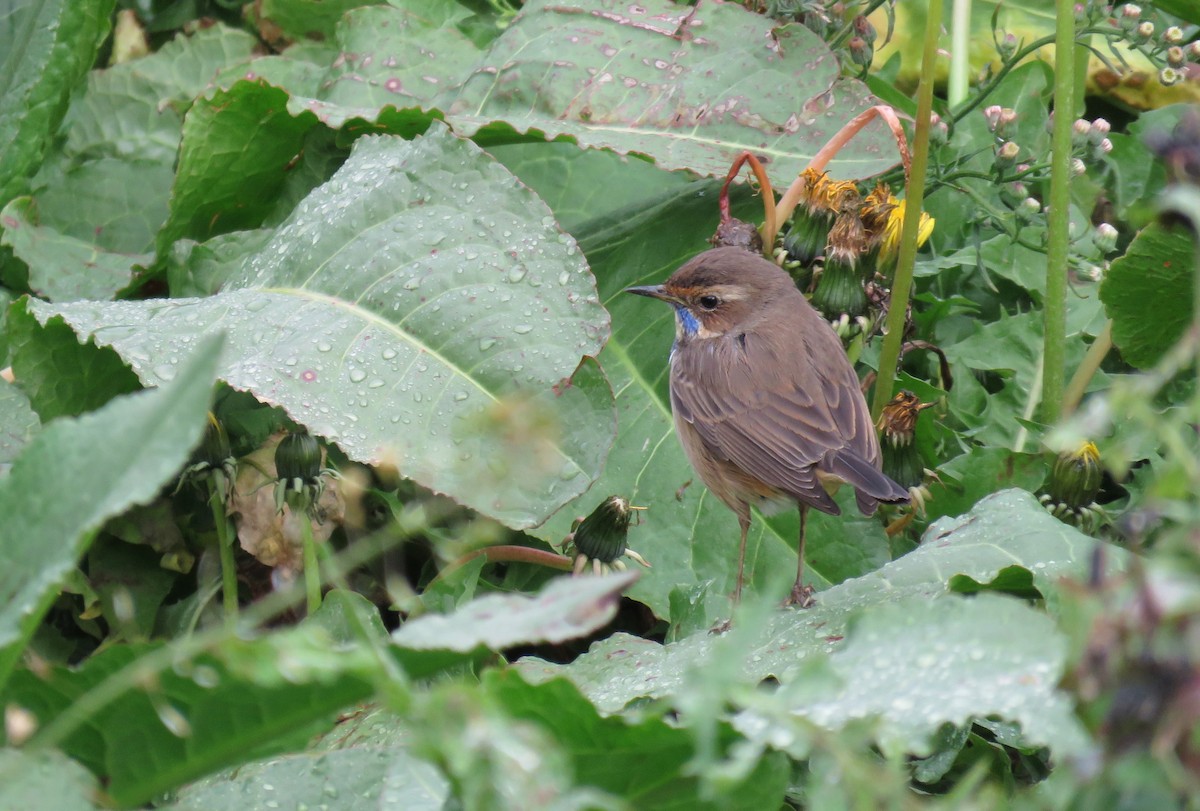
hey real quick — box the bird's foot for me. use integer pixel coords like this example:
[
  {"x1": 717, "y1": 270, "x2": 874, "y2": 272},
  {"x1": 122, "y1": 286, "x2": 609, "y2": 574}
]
[
  {"x1": 709, "y1": 618, "x2": 733, "y2": 635},
  {"x1": 784, "y1": 583, "x2": 816, "y2": 608}
]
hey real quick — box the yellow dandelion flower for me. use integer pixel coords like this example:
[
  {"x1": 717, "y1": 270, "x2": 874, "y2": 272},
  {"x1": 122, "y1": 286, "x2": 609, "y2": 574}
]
[{"x1": 878, "y1": 199, "x2": 935, "y2": 271}]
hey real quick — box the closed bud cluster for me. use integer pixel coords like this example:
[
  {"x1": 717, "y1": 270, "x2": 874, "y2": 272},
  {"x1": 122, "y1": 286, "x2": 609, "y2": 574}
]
[
  {"x1": 929, "y1": 113, "x2": 949, "y2": 145},
  {"x1": 1088, "y1": 118, "x2": 1111, "y2": 143},
  {"x1": 984, "y1": 105, "x2": 1017, "y2": 136},
  {"x1": 1073, "y1": 118, "x2": 1092, "y2": 145},
  {"x1": 562, "y1": 495, "x2": 650, "y2": 575},
  {"x1": 1094, "y1": 222, "x2": 1119, "y2": 253},
  {"x1": 1041, "y1": 442, "x2": 1106, "y2": 533},
  {"x1": 1119, "y1": 3, "x2": 1142, "y2": 21}
]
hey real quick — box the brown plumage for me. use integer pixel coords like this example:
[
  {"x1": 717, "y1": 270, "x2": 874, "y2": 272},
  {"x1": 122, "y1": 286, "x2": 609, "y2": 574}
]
[{"x1": 626, "y1": 246, "x2": 908, "y2": 609}]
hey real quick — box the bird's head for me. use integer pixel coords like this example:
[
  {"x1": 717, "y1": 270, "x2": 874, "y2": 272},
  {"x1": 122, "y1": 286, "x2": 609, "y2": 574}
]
[{"x1": 624, "y1": 247, "x2": 793, "y2": 340}]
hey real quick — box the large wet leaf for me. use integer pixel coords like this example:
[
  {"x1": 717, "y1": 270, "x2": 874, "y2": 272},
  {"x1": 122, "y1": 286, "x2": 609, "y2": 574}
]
[
  {"x1": 24, "y1": 125, "x2": 614, "y2": 529},
  {"x1": 0, "y1": 335, "x2": 222, "y2": 691},
  {"x1": 518, "y1": 490, "x2": 1124, "y2": 731},
  {"x1": 0, "y1": 749, "x2": 101, "y2": 811},
  {"x1": 447, "y1": 0, "x2": 896, "y2": 180}
]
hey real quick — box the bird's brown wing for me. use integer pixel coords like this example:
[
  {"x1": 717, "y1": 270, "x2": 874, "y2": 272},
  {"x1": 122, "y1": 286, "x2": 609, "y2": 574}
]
[{"x1": 670, "y1": 325, "x2": 900, "y2": 515}]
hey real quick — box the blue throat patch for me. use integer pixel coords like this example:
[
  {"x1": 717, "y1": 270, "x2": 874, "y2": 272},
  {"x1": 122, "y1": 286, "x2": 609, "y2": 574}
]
[{"x1": 674, "y1": 305, "x2": 700, "y2": 336}]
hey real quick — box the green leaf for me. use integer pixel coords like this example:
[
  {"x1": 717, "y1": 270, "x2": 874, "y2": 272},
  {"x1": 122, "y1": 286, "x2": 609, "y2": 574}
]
[
  {"x1": 165, "y1": 743, "x2": 448, "y2": 811},
  {"x1": 1, "y1": 197, "x2": 147, "y2": 301},
  {"x1": 85, "y1": 537, "x2": 178, "y2": 642},
  {"x1": 0, "y1": 0, "x2": 114, "y2": 202},
  {"x1": 518, "y1": 490, "x2": 1124, "y2": 729},
  {"x1": 5, "y1": 623, "x2": 382, "y2": 807},
  {"x1": 258, "y1": 0, "x2": 387, "y2": 42},
  {"x1": 394, "y1": 570, "x2": 637, "y2": 652},
  {"x1": 0, "y1": 334, "x2": 223, "y2": 691},
  {"x1": 156, "y1": 81, "x2": 319, "y2": 253},
  {"x1": 924, "y1": 447, "x2": 1048, "y2": 523},
  {"x1": 60, "y1": 24, "x2": 259, "y2": 165},
  {"x1": 0, "y1": 377, "x2": 39, "y2": 465},
  {"x1": 317, "y1": 2, "x2": 481, "y2": 110},
  {"x1": 1100, "y1": 222, "x2": 1196, "y2": 369},
  {"x1": 25, "y1": 126, "x2": 615, "y2": 529},
  {"x1": 736, "y1": 592, "x2": 1087, "y2": 758},
  {"x1": 0, "y1": 748, "x2": 101, "y2": 811},
  {"x1": 415, "y1": 671, "x2": 791, "y2": 811},
  {"x1": 7, "y1": 303, "x2": 142, "y2": 421},
  {"x1": 447, "y1": 0, "x2": 897, "y2": 180}
]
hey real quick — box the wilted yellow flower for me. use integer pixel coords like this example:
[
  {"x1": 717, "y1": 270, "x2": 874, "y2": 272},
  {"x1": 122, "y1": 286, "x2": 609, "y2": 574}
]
[{"x1": 878, "y1": 198, "x2": 935, "y2": 271}]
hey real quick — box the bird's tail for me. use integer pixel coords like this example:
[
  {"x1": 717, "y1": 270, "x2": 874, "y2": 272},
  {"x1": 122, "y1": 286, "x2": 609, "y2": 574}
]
[{"x1": 825, "y1": 450, "x2": 910, "y2": 515}]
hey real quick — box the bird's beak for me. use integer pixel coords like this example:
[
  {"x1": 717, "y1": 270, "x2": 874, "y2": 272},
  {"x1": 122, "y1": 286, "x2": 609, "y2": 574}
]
[{"x1": 624, "y1": 284, "x2": 675, "y2": 303}]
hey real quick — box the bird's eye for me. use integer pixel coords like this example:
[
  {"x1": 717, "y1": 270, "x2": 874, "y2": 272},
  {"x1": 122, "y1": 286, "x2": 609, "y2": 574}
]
[{"x1": 698, "y1": 294, "x2": 720, "y2": 310}]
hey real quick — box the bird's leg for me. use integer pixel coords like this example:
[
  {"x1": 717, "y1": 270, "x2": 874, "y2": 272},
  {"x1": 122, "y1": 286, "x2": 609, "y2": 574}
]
[
  {"x1": 712, "y1": 510, "x2": 752, "y2": 635},
  {"x1": 733, "y1": 510, "x2": 751, "y2": 605},
  {"x1": 786, "y1": 505, "x2": 815, "y2": 608}
]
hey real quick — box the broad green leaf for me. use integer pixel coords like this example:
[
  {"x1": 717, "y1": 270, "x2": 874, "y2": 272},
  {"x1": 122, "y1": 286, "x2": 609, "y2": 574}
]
[
  {"x1": 85, "y1": 537, "x2": 178, "y2": 642},
  {"x1": 734, "y1": 592, "x2": 1087, "y2": 758},
  {"x1": 1, "y1": 197, "x2": 147, "y2": 301},
  {"x1": 447, "y1": 0, "x2": 897, "y2": 180},
  {"x1": 0, "y1": 0, "x2": 113, "y2": 202},
  {"x1": 1100, "y1": 223, "x2": 1195, "y2": 369},
  {"x1": 25, "y1": 126, "x2": 615, "y2": 529},
  {"x1": 393, "y1": 570, "x2": 637, "y2": 652},
  {"x1": 165, "y1": 745, "x2": 448, "y2": 811},
  {"x1": 165, "y1": 229, "x2": 275, "y2": 298},
  {"x1": 156, "y1": 81, "x2": 319, "y2": 253},
  {"x1": 318, "y1": 2, "x2": 482, "y2": 110},
  {"x1": 61, "y1": 24, "x2": 260, "y2": 165},
  {"x1": 526, "y1": 182, "x2": 889, "y2": 624},
  {"x1": 7, "y1": 304, "x2": 142, "y2": 420},
  {"x1": 5, "y1": 622, "x2": 382, "y2": 807},
  {"x1": 0, "y1": 748, "x2": 101, "y2": 811},
  {"x1": 0, "y1": 334, "x2": 222, "y2": 690},
  {"x1": 0, "y1": 377, "x2": 39, "y2": 465},
  {"x1": 30, "y1": 158, "x2": 174, "y2": 254},
  {"x1": 258, "y1": 0, "x2": 387, "y2": 42},
  {"x1": 490, "y1": 142, "x2": 693, "y2": 235},
  {"x1": 518, "y1": 490, "x2": 1125, "y2": 718},
  {"x1": 415, "y1": 671, "x2": 791, "y2": 811},
  {"x1": 924, "y1": 447, "x2": 1047, "y2": 523}
]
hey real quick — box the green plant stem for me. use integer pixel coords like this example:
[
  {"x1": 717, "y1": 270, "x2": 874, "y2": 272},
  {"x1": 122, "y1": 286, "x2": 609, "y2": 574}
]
[
  {"x1": 948, "y1": 0, "x2": 971, "y2": 107},
  {"x1": 871, "y1": 0, "x2": 941, "y2": 420},
  {"x1": 210, "y1": 485, "x2": 239, "y2": 630},
  {"x1": 1063, "y1": 320, "x2": 1112, "y2": 416},
  {"x1": 1041, "y1": 0, "x2": 1077, "y2": 426},
  {"x1": 300, "y1": 510, "x2": 321, "y2": 616}
]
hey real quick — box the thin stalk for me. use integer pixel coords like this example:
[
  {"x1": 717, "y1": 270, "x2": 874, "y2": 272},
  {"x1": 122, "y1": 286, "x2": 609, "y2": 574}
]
[
  {"x1": 948, "y1": 0, "x2": 971, "y2": 107},
  {"x1": 210, "y1": 485, "x2": 239, "y2": 630},
  {"x1": 871, "y1": 0, "x2": 941, "y2": 419},
  {"x1": 300, "y1": 511, "x2": 321, "y2": 615},
  {"x1": 1063, "y1": 320, "x2": 1112, "y2": 416},
  {"x1": 1041, "y1": 0, "x2": 1077, "y2": 425}
]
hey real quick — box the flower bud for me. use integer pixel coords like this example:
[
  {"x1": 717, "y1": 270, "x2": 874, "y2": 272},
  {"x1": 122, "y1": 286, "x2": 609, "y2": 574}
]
[
  {"x1": 1189, "y1": 42, "x2": 1200, "y2": 61},
  {"x1": 983, "y1": 105, "x2": 1004, "y2": 131},
  {"x1": 1163, "y1": 26, "x2": 1184, "y2": 45},
  {"x1": 1048, "y1": 442, "x2": 1103, "y2": 511},
  {"x1": 1073, "y1": 3, "x2": 1087, "y2": 22},
  {"x1": 929, "y1": 114, "x2": 949, "y2": 145},
  {"x1": 1093, "y1": 137, "x2": 1113, "y2": 159},
  {"x1": 1000, "y1": 180, "x2": 1028, "y2": 207},
  {"x1": 276, "y1": 429, "x2": 321, "y2": 485},
  {"x1": 1167, "y1": 46, "x2": 1185, "y2": 68},
  {"x1": 853, "y1": 15, "x2": 877, "y2": 45},
  {"x1": 1071, "y1": 157, "x2": 1087, "y2": 176},
  {"x1": 1160, "y1": 67, "x2": 1181, "y2": 87},
  {"x1": 848, "y1": 35, "x2": 872, "y2": 67},
  {"x1": 1094, "y1": 222, "x2": 1118, "y2": 253},
  {"x1": 1135, "y1": 20, "x2": 1154, "y2": 40},
  {"x1": 1088, "y1": 118, "x2": 1111, "y2": 143},
  {"x1": 995, "y1": 140, "x2": 1020, "y2": 168},
  {"x1": 998, "y1": 32, "x2": 1018, "y2": 61},
  {"x1": 1119, "y1": 3, "x2": 1142, "y2": 19},
  {"x1": 1019, "y1": 197, "x2": 1042, "y2": 218}
]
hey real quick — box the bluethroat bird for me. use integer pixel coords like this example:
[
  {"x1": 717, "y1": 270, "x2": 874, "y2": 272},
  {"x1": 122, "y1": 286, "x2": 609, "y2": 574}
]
[{"x1": 626, "y1": 247, "x2": 909, "y2": 608}]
